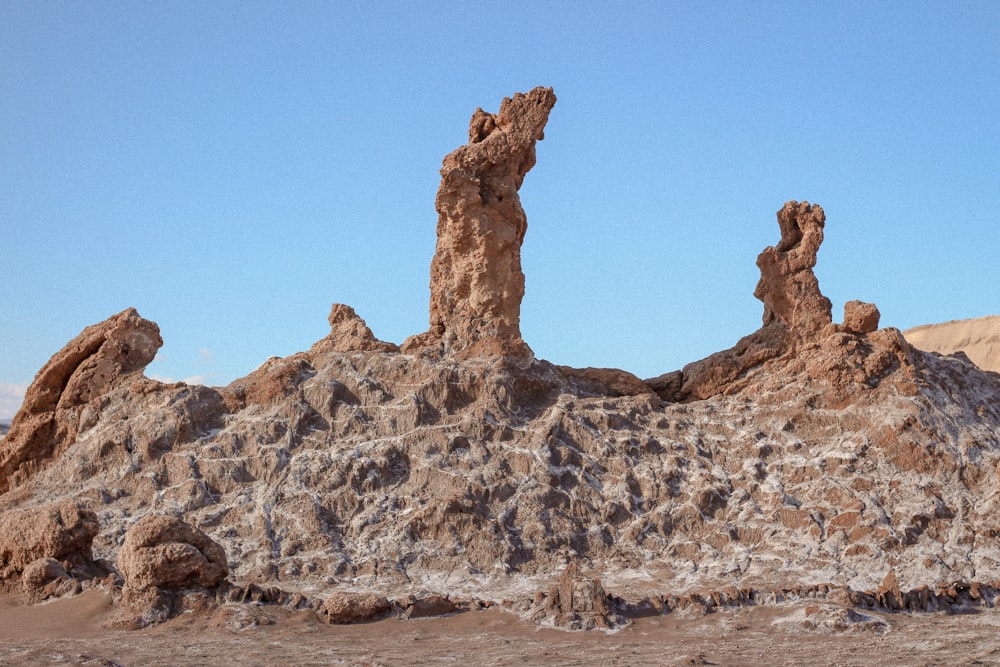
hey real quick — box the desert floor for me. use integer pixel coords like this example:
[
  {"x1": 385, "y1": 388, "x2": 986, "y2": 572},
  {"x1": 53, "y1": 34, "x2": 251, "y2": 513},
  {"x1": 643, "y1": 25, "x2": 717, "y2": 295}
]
[{"x1": 3, "y1": 591, "x2": 1000, "y2": 666}]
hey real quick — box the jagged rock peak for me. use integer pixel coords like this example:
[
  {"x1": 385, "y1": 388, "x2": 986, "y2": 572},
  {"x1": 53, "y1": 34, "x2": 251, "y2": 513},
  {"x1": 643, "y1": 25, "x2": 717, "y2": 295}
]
[
  {"x1": 403, "y1": 87, "x2": 557, "y2": 359},
  {"x1": 309, "y1": 303, "x2": 399, "y2": 355},
  {"x1": 754, "y1": 200, "x2": 833, "y2": 337},
  {"x1": 0, "y1": 308, "x2": 161, "y2": 494}
]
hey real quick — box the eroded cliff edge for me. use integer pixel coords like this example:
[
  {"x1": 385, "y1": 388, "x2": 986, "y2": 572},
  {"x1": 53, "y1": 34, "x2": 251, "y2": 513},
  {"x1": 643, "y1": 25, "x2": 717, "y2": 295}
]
[{"x1": 3, "y1": 88, "x2": 1000, "y2": 630}]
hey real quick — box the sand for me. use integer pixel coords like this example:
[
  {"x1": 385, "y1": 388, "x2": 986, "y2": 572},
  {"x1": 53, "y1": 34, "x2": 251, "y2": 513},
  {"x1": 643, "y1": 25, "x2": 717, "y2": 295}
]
[
  {"x1": 904, "y1": 315, "x2": 1000, "y2": 373},
  {"x1": 3, "y1": 590, "x2": 1000, "y2": 666}
]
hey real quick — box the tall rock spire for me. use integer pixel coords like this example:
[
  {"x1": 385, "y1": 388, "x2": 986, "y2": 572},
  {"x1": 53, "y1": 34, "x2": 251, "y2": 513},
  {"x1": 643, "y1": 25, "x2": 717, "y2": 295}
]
[{"x1": 403, "y1": 87, "x2": 557, "y2": 358}]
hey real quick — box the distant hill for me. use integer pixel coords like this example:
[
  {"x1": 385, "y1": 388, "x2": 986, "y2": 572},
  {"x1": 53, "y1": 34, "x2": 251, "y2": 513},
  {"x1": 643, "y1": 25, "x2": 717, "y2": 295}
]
[
  {"x1": 904, "y1": 315, "x2": 1000, "y2": 373},
  {"x1": 0, "y1": 422, "x2": 8, "y2": 440}
]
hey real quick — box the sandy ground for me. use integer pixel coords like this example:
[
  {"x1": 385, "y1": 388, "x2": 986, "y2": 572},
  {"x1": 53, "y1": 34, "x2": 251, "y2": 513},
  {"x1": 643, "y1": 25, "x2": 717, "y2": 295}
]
[{"x1": 3, "y1": 591, "x2": 1000, "y2": 666}]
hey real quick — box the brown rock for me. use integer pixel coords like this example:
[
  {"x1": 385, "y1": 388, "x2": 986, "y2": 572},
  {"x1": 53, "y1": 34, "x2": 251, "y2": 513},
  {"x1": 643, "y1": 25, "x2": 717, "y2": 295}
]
[
  {"x1": 663, "y1": 202, "x2": 868, "y2": 401},
  {"x1": 402, "y1": 594, "x2": 459, "y2": 619},
  {"x1": 557, "y1": 366, "x2": 656, "y2": 397},
  {"x1": 320, "y1": 592, "x2": 392, "y2": 624},
  {"x1": 675, "y1": 322, "x2": 788, "y2": 401},
  {"x1": 309, "y1": 304, "x2": 399, "y2": 355},
  {"x1": 20, "y1": 557, "x2": 68, "y2": 590},
  {"x1": 403, "y1": 87, "x2": 557, "y2": 359},
  {"x1": 755, "y1": 201, "x2": 833, "y2": 337},
  {"x1": 645, "y1": 370, "x2": 683, "y2": 401},
  {"x1": 876, "y1": 569, "x2": 902, "y2": 610},
  {"x1": 543, "y1": 562, "x2": 617, "y2": 629},
  {"x1": 0, "y1": 499, "x2": 98, "y2": 579},
  {"x1": 0, "y1": 308, "x2": 162, "y2": 493},
  {"x1": 842, "y1": 300, "x2": 881, "y2": 335},
  {"x1": 117, "y1": 515, "x2": 228, "y2": 590}
]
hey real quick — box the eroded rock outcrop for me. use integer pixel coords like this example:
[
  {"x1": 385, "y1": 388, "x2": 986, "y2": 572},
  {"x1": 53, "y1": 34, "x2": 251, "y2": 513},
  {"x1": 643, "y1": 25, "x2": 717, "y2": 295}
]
[
  {"x1": 115, "y1": 514, "x2": 228, "y2": 628},
  {"x1": 534, "y1": 563, "x2": 623, "y2": 630},
  {"x1": 320, "y1": 591, "x2": 392, "y2": 624},
  {"x1": 309, "y1": 304, "x2": 399, "y2": 356},
  {"x1": 0, "y1": 308, "x2": 161, "y2": 493},
  {"x1": 653, "y1": 202, "x2": 903, "y2": 402},
  {"x1": 0, "y1": 499, "x2": 98, "y2": 582},
  {"x1": 403, "y1": 87, "x2": 557, "y2": 359},
  {"x1": 118, "y1": 515, "x2": 227, "y2": 590},
  {"x1": 755, "y1": 201, "x2": 832, "y2": 338}
]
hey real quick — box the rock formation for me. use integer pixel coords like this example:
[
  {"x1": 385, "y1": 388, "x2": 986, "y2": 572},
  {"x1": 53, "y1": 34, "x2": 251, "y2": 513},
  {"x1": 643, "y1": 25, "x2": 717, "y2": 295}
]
[
  {"x1": 403, "y1": 86, "x2": 557, "y2": 359},
  {"x1": 649, "y1": 202, "x2": 893, "y2": 402},
  {"x1": 309, "y1": 304, "x2": 399, "y2": 355},
  {"x1": 0, "y1": 499, "x2": 98, "y2": 594},
  {"x1": 115, "y1": 515, "x2": 228, "y2": 628},
  {"x1": 2, "y1": 89, "x2": 1000, "y2": 634},
  {"x1": 535, "y1": 563, "x2": 622, "y2": 630},
  {"x1": 755, "y1": 201, "x2": 832, "y2": 338},
  {"x1": 320, "y1": 592, "x2": 392, "y2": 624},
  {"x1": 0, "y1": 308, "x2": 162, "y2": 494},
  {"x1": 117, "y1": 515, "x2": 228, "y2": 590}
]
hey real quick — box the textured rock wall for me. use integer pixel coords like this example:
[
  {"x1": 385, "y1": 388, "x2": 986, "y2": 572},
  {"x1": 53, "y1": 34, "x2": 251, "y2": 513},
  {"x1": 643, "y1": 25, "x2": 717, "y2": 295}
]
[{"x1": 403, "y1": 87, "x2": 557, "y2": 359}]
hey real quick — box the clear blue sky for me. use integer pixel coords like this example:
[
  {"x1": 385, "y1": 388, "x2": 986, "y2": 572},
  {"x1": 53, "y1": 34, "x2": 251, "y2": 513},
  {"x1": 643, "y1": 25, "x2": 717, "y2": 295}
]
[{"x1": 3, "y1": 1, "x2": 998, "y2": 418}]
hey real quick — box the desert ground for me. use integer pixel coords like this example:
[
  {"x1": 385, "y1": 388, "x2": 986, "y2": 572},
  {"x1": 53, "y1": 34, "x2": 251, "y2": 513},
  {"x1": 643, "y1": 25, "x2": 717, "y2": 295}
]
[{"x1": 3, "y1": 589, "x2": 1000, "y2": 667}]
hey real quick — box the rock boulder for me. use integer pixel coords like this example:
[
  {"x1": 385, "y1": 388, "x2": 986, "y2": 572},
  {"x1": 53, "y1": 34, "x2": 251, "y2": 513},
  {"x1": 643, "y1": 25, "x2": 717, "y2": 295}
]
[
  {"x1": 117, "y1": 514, "x2": 228, "y2": 591},
  {"x1": 0, "y1": 499, "x2": 98, "y2": 580}
]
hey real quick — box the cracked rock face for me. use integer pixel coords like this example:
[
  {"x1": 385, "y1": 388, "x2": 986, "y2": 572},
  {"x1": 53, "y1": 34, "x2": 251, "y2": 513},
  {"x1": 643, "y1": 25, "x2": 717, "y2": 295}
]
[
  {"x1": 403, "y1": 86, "x2": 557, "y2": 359},
  {"x1": 0, "y1": 499, "x2": 98, "y2": 580}
]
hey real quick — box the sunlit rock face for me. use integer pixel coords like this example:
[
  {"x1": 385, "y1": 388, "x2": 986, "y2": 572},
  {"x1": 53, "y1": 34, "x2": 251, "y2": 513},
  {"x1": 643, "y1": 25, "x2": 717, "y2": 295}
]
[{"x1": 403, "y1": 86, "x2": 557, "y2": 359}]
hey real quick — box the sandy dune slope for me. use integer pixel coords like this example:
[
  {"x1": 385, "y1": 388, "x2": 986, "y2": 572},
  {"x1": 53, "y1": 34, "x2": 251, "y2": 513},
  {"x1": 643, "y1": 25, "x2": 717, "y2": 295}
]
[{"x1": 904, "y1": 315, "x2": 1000, "y2": 373}]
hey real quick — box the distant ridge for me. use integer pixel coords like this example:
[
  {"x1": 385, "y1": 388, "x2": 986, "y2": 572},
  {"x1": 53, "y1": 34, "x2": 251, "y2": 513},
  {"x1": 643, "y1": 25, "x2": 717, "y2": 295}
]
[{"x1": 904, "y1": 315, "x2": 1000, "y2": 373}]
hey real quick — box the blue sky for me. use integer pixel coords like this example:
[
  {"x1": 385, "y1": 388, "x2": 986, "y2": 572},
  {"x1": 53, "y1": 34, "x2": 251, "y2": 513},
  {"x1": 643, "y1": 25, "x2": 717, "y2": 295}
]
[{"x1": 2, "y1": 1, "x2": 998, "y2": 419}]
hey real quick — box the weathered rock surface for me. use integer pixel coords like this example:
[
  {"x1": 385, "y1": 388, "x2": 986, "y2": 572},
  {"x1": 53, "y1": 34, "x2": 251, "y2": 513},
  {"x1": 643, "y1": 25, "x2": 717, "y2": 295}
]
[
  {"x1": 309, "y1": 304, "x2": 399, "y2": 356},
  {"x1": 112, "y1": 515, "x2": 228, "y2": 629},
  {"x1": 905, "y1": 314, "x2": 1000, "y2": 373},
  {"x1": 117, "y1": 515, "x2": 227, "y2": 591},
  {"x1": 658, "y1": 202, "x2": 901, "y2": 403},
  {"x1": 0, "y1": 308, "x2": 162, "y2": 494},
  {"x1": 0, "y1": 499, "x2": 98, "y2": 580},
  {"x1": 403, "y1": 86, "x2": 556, "y2": 359},
  {"x1": 3, "y1": 89, "x2": 1000, "y2": 633},
  {"x1": 536, "y1": 562, "x2": 622, "y2": 630},
  {"x1": 320, "y1": 591, "x2": 392, "y2": 624},
  {"x1": 755, "y1": 201, "x2": 832, "y2": 338},
  {"x1": 842, "y1": 300, "x2": 880, "y2": 335}
]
